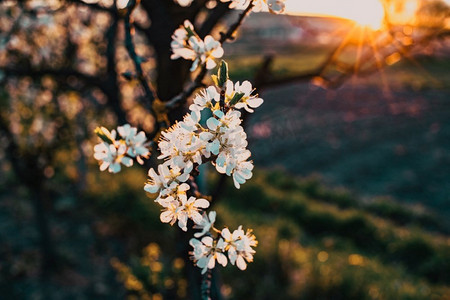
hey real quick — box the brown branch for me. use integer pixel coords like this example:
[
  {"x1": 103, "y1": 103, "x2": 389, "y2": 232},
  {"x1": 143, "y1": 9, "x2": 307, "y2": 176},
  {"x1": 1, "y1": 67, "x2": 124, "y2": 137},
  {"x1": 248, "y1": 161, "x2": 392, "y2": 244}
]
[
  {"x1": 198, "y1": 2, "x2": 231, "y2": 38},
  {"x1": 219, "y1": 2, "x2": 254, "y2": 44},
  {"x1": 1, "y1": 66, "x2": 102, "y2": 86},
  {"x1": 104, "y1": 15, "x2": 128, "y2": 125},
  {"x1": 124, "y1": 0, "x2": 158, "y2": 115}
]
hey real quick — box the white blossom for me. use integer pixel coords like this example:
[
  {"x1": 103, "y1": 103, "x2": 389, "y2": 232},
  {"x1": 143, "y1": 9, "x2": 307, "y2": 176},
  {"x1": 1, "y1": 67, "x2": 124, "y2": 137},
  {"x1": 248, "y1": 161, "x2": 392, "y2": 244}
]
[
  {"x1": 225, "y1": 80, "x2": 264, "y2": 113},
  {"x1": 194, "y1": 211, "x2": 217, "y2": 238},
  {"x1": 159, "y1": 196, "x2": 181, "y2": 226},
  {"x1": 93, "y1": 142, "x2": 132, "y2": 173},
  {"x1": 117, "y1": 124, "x2": 150, "y2": 164},
  {"x1": 189, "y1": 236, "x2": 227, "y2": 274},
  {"x1": 159, "y1": 182, "x2": 190, "y2": 201},
  {"x1": 177, "y1": 194, "x2": 210, "y2": 231},
  {"x1": 220, "y1": 0, "x2": 285, "y2": 14},
  {"x1": 222, "y1": 226, "x2": 257, "y2": 270},
  {"x1": 158, "y1": 114, "x2": 208, "y2": 171},
  {"x1": 144, "y1": 162, "x2": 190, "y2": 195},
  {"x1": 94, "y1": 124, "x2": 150, "y2": 173},
  {"x1": 202, "y1": 109, "x2": 254, "y2": 188},
  {"x1": 171, "y1": 21, "x2": 224, "y2": 71},
  {"x1": 171, "y1": 20, "x2": 195, "y2": 59},
  {"x1": 189, "y1": 86, "x2": 220, "y2": 117}
]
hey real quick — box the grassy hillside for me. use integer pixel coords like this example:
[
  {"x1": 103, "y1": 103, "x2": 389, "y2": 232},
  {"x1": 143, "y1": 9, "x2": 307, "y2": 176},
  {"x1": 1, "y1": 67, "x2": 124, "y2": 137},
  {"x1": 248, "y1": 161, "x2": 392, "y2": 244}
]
[
  {"x1": 225, "y1": 47, "x2": 450, "y2": 90},
  {"x1": 85, "y1": 168, "x2": 450, "y2": 299},
  {"x1": 215, "y1": 170, "x2": 450, "y2": 299}
]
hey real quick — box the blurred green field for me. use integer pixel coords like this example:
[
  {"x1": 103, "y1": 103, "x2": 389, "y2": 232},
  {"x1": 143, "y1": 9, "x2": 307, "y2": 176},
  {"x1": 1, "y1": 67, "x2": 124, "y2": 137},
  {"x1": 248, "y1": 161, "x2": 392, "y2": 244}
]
[
  {"x1": 81, "y1": 167, "x2": 450, "y2": 299},
  {"x1": 225, "y1": 46, "x2": 450, "y2": 90}
]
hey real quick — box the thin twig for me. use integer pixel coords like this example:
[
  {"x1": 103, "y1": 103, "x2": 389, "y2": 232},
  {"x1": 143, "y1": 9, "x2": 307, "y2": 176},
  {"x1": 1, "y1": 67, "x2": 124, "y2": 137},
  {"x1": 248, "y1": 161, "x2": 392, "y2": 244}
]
[{"x1": 219, "y1": 1, "x2": 254, "y2": 44}]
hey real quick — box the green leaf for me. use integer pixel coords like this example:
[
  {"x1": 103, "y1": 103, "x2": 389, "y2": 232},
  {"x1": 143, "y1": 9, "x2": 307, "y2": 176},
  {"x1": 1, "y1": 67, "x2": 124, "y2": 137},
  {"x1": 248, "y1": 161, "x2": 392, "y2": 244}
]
[
  {"x1": 229, "y1": 92, "x2": 245, "y2": 106},
  {"x1": 94, "y1": 127, "x2": 115, "y2": 144},
  {"x1": 211, "y1": 75, "x2": 219, "y2": 87},
  {"x1": 217, "y1": 60, "x2": 229, "y2": 88},
  {"x1": 185, "y1": 26, "x2": 196, "y2": 39}
]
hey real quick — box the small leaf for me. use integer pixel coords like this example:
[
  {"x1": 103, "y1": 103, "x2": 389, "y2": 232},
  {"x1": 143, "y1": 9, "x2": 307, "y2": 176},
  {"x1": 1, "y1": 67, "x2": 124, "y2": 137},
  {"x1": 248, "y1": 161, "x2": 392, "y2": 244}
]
[
  {"x1": 217, "y1": 60, "x2": 229, "y2": 88},
  {"x1": 228, "y1": 92, "x2": 245, "y2": 106},
  {"x1": 94, "y1": 127, "x2": 115, "y2": 144},
  {"x1": 185, "y1": 26, "x2": 197, "y2": 38},
  {"x1": 211, "y1": 75, "x2": 219, "y2": 87}
]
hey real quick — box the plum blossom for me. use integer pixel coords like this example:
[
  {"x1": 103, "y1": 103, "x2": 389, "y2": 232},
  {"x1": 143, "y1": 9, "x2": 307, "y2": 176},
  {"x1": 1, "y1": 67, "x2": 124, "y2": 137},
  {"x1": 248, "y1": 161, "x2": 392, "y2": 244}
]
[
  {"x1": 144, "y1": 162, "x2": 190, "y2": 196},
  {"x1": 225, "y1": 80, "x2": 264, "y2": 113},
  {"x1": 189, "y1": 236, "x2": 227, "y2": 274},
  {"x1": 159, "y1": 196, "x2": 181, "y2": 226},
  {"x1": 202, "y1": 110, "x2": 254, "y2": 188},
  {"x1": 158, "y1": 114, "x2": 208, "y2": 171},
  {"x1": 94, "y1": 143, "x2": 132, "y2": 173},
  {"x1": 94, "y1": 124, "x2": 150, "y2": 173},
  {"x1": 117, "y1": 124, "x2": 150, "y2": 164},
  {"x1": 171, "y1": 20, "x2": 195, "y2": 59},
  {"x1": 157, "y1": 190, "x2": 209, "y2": 231},
  {"x1": 221, "y1": 226, "x2": 257, "y2": 270},
  {"x1": 171, "y1": 20, "x2": 224, "y2": 71},
  {"x1": 189, "y1": 86, "x2": 221, "y2": 117},
  {"x1": 189, "y1": 35, "x2": 224, "y2": 71},
  {"x1": 220, "y1": 0, "x2": 285, "y2": 14},
  {"x1": 194, "y1": 211, "x2": 217, "y2": 238},
  {"x1": 177, "y1": 194, "x2": 210, "y2": 231}
]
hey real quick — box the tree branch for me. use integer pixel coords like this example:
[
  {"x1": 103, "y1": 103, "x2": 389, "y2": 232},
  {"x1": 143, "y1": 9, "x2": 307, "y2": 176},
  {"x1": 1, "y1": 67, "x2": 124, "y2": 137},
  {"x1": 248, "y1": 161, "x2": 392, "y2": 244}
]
[
  {"x1": 104, "y1": 14, "x2": 128, "y2": 125},
  {"x1": 124, "y1": 0, "x2": 158, "y2": 114},
  {"x1": 1, "y1": 66, "x2": 102, "y2": 86}
]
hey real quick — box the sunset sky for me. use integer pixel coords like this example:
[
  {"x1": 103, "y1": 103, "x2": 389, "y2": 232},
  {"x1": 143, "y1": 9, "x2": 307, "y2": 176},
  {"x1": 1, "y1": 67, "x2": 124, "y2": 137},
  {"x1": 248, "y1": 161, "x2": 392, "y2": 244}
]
[
  {"x1": 284, "y1": 0, "x2": 386, "y2": 29},
  {"x1": 284, "y1": 0, "x2": 450, "y2": 28}
]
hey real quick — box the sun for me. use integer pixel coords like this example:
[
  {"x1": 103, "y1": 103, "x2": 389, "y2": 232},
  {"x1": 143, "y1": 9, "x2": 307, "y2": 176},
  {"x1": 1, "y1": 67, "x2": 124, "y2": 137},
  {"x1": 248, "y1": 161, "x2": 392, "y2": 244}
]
[{"x1": 284, "y1": 0, "x2": 385, "y2": 30}]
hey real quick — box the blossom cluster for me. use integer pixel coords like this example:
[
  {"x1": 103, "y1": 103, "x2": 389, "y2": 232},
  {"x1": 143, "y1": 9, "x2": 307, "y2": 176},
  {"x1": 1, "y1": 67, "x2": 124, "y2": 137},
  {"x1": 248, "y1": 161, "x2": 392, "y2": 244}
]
[
  {"x1": 190, "y1": 213, "x2": 258, "y2": 274},
  {"x1": 222, "y1": 0, "x2": 286, "y2": 14},
  {"x1": 93, "y1": 124, "x2": 150, "y2": 173},
  {"x1": 171, "y1": 20, "x2": 224, "y2": 71},
  {"x1": 143, "y1": 63, "x2": 261, "y2": 272}
]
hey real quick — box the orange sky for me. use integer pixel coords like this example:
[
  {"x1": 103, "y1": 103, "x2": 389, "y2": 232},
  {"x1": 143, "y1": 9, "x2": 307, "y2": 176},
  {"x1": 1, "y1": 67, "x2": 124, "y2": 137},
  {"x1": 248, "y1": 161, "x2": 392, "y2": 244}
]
[{"x1": 284, "y1": 0, "x2": 386, "y2": 29}]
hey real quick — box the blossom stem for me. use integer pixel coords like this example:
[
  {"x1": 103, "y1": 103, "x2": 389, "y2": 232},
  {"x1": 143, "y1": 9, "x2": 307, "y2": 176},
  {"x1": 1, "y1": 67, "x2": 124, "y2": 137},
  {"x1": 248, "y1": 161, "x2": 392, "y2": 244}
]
[
  {"x1": 219, "y1": 89, "x2": 226, "y2": 111},
  {"x1": 219, "y1": 1, "x2": 254, "y2": 44},
  {"x1": 201, "y1": 268, "x2": 213, "y2": 300}
]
